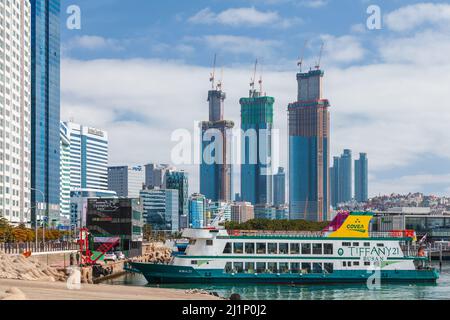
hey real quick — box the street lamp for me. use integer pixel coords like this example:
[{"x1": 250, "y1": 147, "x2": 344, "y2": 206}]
[{"x1": 30, "y1": 188, "x2": 45, "y2": 246}]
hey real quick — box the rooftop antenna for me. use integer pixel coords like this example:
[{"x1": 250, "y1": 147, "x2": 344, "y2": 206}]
[
  {"x1": 250, "y1": 58, "x2": 258, "y2": 93},
  {"x1": 315, "y1": 41, "x2": 325, "y2": 70},
  {"x1": 210, "y1": 53, "x2": 217, "y2": 90},
  {"x1": 297, "y1": 40, "x2": 308, "y2": 73}
]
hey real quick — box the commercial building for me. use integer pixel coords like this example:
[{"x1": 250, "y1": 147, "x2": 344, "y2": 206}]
[
  {"x1": 273, "y1": 167, "x2": 286, "y2": 206},
  {"x1": 275, "y1": 205, "x2": 289, "y2": 220},
  {"x1": 200, "y1": 80, "x2": 234, "y2": 202},
  {"x1": 86, "y1": 198, "x2": 143, "y2": 258},
  {"x1": 165, "y1": 170, "x2": 189, "y2": 228},
  {"x1": 64, "y1": 122, "x2": 108, "y2": 190},
  {"x1": 108, "y1": 165, "x2": 145, "y2": 198},
  {"x1": 0, "y1": 0, "x2": 32, "y2": 225},
  {"x1": 145, "y1": 163, "x2": 171, "y2": 188},
  {"x1": 355, "y1": 153, "x2": 369, "y2": 203},
  {"x1": 60, "y1": 123, "x2": 71, "y2": 224},
  {"x1": 288, "y1": 69, "x2": 330, "y2": 221},
  {"x1": 231, "y1": 202, "x2": 254, "y2": 224},
  {"x1": 240, "y1": 87, "x2": 274, "y2": 206},
  {"x1": 30, "y1": 0, "x2": 60, "y2": 225},
  {"x1": 189, "y1": 193, "x2": 207, "y2": 228},
  {"x1": 140, "y1": 187, "x2": 179, "y2": 232},
  {"x1": 254, "y1": 204, "x2": 276, "y2": 220},
  {"x1": 330, "y1": 149, "x2": 353, "y2": 207}
]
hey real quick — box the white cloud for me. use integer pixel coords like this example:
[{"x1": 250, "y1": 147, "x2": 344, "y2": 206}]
[
  {"x1": 320, "y1": 35, "x2": 366, "y2": 64},
  {"x1": 385, "y1": 3, "x2": 450, "y2": 32},
  {"x1": 64, "y1": 35, "x2": 123, "y2": 51},
  {"x1": 298, "y1": 0, "x2": 328, "y2": 8},
  {"x1": 201, "y1": 35, "x2": 281, "y2": 57},
  {"x1": 188, "y1": 7, "x2": 301, "y2": 28}
]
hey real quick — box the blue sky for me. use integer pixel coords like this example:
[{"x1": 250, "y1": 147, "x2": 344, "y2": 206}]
[{"x1": 60, "y1": 0, "x2": 450, "y2": 197}]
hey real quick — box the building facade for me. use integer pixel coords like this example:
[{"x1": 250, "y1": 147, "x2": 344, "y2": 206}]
[
  {"x1": 144, "y1": 163, "x2": 170, "y2": 188},
  {"x1": 59, "y1": 122, "x2": 71, "y2": 223},
  {"x1": 30, "y1": 0, "x2": 61, "y2": 225},
  {"x1": 189, "y1": 193, "x2": 206, "y2": 228},
  {"x1": 0, "y1": 0, "x2": 31, "y2": 225},
  {"x1": 355, "y1": 153, "x2": 368, "y2": 203},
  {"x1": 240, "y1": 90, "x2": 274, "y2": 206},
  {"x1": 200, "y1": 87, "x2": 234, "y2": 202},
  {"x1": 108, "y1": 165, "x2": 145, "y2": 198},
  {"x1": 254, "y1": 204, "x2": 276, "y2": 220},
  {"x1": 65, "y1": 122, "x2": 108, "y2": 190},
  {"x1": 165, "y1": 170, "x2": 188, "y2": 228},
  {"x1": 273, "y1": 167, "x2": 286, "y2": 206},
  {"x1": 330, "y1": 156, "x2": 340, "y2": 208},
  {"x1": 288, "y1": 69, "x2": 330, "y2": 221},
  {"x1": 331, "y1": 149, "x2": 353, "y2": 208},
  {"x1": 231, "y1": 202, "x2": 254, "y2": 224},
  {"x1": 140, "y1": 187, "x2": 179, "y2": 232}
]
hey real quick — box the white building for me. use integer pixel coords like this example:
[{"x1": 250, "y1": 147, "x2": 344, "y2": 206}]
[
  {"x1": 0, "y1": 1, "x2": 31, "y2": 225},
  {"x1": 64, "y1": 122, "x2": 108, "y2": 190},
  {"x1": 60, "y1": 122, "x2": 71, "y2": 222}
]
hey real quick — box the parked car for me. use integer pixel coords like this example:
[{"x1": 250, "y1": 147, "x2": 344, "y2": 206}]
[
  {"x1": 114, "y1": 251, "x2": 125, "y2": 260},
  {"x1": 103, "y1": 252, "x2": 117, "y2": 262}
]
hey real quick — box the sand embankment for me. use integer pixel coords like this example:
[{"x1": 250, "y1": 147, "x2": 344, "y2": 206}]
[{"x1": 0, "y1": 279, "x2": 220, "y2": 300}]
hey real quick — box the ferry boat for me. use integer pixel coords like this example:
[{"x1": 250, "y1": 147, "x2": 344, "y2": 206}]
[{"x1": 129, "y1": 212, "x2": 439, "y2": 284}]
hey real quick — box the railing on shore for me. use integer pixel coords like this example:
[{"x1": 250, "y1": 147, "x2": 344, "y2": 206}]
[{"x1": 0, "y1": 241, "x2": 78, "y2": 255}]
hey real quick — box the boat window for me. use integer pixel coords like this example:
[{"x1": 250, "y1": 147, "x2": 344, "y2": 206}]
[
  {"x1": 324, "y1": 263, "x2": 334, "y2": 273},
  {"x1": 313, "y1": 263, "x2": 323, "y2": 273},
  {"x1": 206, "y1": 240, "x2": 213, "y2": 246},
  {"x1": 290, "y1": 243, "x2": 300, "y2": 254},
  {"x1": 364, "y1": 262, "x2": 371, "y2": 266},
  {"x1": 377, "y1": 243, "x2": 384, "y2": 247},
  {"x1": 233, "y1": 243, "x2": 244, "y2": 254},
  {"x1": 313, "y1": 243, "x2": 323, "y2": 255},
  {"x1": 191, "y1": 260, "x2": 198, "y2": 265},
  {"x1": 279, "y1": 243, "x2": 289, "y2": 254},
  {"x1": 279, "y1": 262, "x2": 289, "y2": 273},
  {"x1": 256, "y1": 262, "x2": 266, "y2": 273},
  {"x1": 301, "y1": 263, "x2": 311, "y2": 274},
  {"x1": 348, "y1": 261, "x2": 353, "y2": 266},
  {"x1": 233, "y1": 262, "x2": 244, "y2": 273},
  {"x1": 223, "y1": 243, "x2": 232, "y2": 254},
  {"x1": 353, "y1": 261, "x2": 360, "y2": 266},
  {"x1": 342, "y1": 242, "x2": 351, "y2": 247},
  {"x1": 364, "y1": 242, "x2": 370, "y2": 247},
  {"x1": 267, "y1": 262, "x2": 278, "y2": 273},
  {"x1": 290, "y1": 263, "x2": 300, "y2": 273},
  {"x1": 245, "y1": 262, "x2": 255, "y2": 273},
  {"x1": 301, "y1": 243, "x2": 311, "y2": 255},
  {"x1": 324, "y1": 243, "x2": 333, "y2": 255},
  {"x1": 352, "y1": 242, "x2": 359, "y2": 247},
  {"x1": 225, "y1": 262, "x2": 232, "y2": 273},
  {"x1": 343, "y1": 261, "x2": 347, "y2": 267},
  {"x1": 245, "y1": 243, "x2": 255, "y2": 254},
  {"x1": 256, "y1": 243, "x2": 266, "y2": 254},
  {"x1": 268, "y1": 243, "x2": 278, "y2": 254}
]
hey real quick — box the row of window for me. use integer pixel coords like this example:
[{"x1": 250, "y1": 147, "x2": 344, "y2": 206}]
[
  {"x1": 342, "y1": 242, "x2": 384, "y2": 247},
  {"x1": 223, "y1": 262, "x2": 334, "y2": 275},
  {"x1": 223, "y1": 242, "x2": 334, "y2": 255}
]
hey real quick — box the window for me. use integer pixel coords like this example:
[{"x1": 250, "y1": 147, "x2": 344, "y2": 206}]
[
  {"x1": 206, "y1": 240, "x2": 213, "y2": 246},
  {"x1": 301, "y1": 263, "x2": 311, "y2": 274},
  {"x1": 279, "y1": 262, "x2": 289, "y2": 273},
  {"x1": 313, "y1": 263, "x2": 323, "y2": 273},
  {"x1": 233, "y1": 243, "x2": 244, "y2": 254},
  {"x1": 364, "y1": 262, "x2": 371, "y2": 266},
  {"x1": 191, "y1": 260, "x2": 198, "y2": 265},
  {"x1": 290, "y1": 243, "x2": 300, "y2": 254},
  {"x1": 343, "y1": 261, "x2": 347, "y2": 267},
  {"x1": 290, "y1": 262, "x2": 300, "y2": 273},
  {"x1": 245, "y1": 243, "x2": 255, "y2": 254},
  {"x1": 256, "y1": 243, "x2": 266, "y2": 254},
  {"x1": 313, "y1": 243, "x2": 323, "y2": 255},
  {"x1": 353, "y1": 261, "x2": 360, "y2": 266},
  {"x1": 364, "y1": 242, "x2": 370, "y2": 247},
  {"x1": 352, "y1": 242, "x2": 359, "y2": 247},
  {"x1": 267, "y1": 262, "x2": 278, "y2": 273},
  {"x1": 223, "y1": 243, "x2": 232, "y2": 254},
  {"x1": 324, "y1": 243, "x2": 333, "y2": 255},
  {"x1": 279, "y1": 243, "x2": 289, "y2": 254},
  {"x1": 225, "y1": 262, "x2": 232, "y2": 273},
  {"x1": 324, "y1": 263, "x2": 334, "y2": 274},
  {"x1": 256, "y1": 262, "x2": 266, "y2": 273},
  {"x1": 245, "y1": 262, "x2": 255, "y2": 273},
  {"x1": 342, "y1": 242, "x2": 351, "y2": 247},
  {"x1": 233, "y1": 262, "x2": 244, "y2": 273},
  {"x1": 301, "y1": 243, "x2": 311, "y2": 255},
  {"x1": 268, "y1": 243, "x2": 278, "y2": 254},
  {"x1": 377, "y1": 243, "x2": 384, "y2": 247}
]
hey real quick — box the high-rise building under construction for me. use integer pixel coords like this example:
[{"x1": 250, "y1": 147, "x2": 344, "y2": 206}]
[{"x1": 288, "y1": 69, "x2": 330, "y2": 222}]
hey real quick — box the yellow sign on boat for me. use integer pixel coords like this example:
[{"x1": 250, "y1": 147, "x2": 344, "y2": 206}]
[{"x1": 328, "y1": 212, "x2": 373, "y2": 238}]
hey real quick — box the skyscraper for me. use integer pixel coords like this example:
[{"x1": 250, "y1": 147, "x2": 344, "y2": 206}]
[
  {"x1": 188, "y1": 193, "x2": 206, "y2": 228},
  {"x1": 200, "y1": 73, "x2": 234, "y2": 202},
  {"x1": 240, "y1": 85, "x2": 274, "y2": 206},
  {"x1": 231, "y1": 202, "x2": 254, "y2": 224},
  {"x1": 330, "y1": 150, "x2": 353, "y2": 208},
  {"x1": 288, "y1": 69, "x2": 330, "y2": 222},
  {"x1": 30, "y1": 0, "x2": 61, "y2": 225},
  {"x1": 355, "y1": 153, "x2": 369, "y2": 203},
  {"x1": 144, "y1": 163, "x2": 170, "y2": 188},
  {"x1": 330, "y1": 156, "x2": 340, "y2": 208},
  {"x1": 65, "y1": 122, "x2": 108, "y2": 190},
  {"x1": 0, "y1": 0, "x2": 31, "y2": 225},
  {"x1": 273, "y1": 167, "x2": 286, "y2": 206},
  {"x1": 165, "y1": 170, "x2": 189, "y2": 228},
  {"x1": 108, "y1": 166, "x2": 145, "y2": 198},
  {"x1": 140, "y1": 187, "x2": 179, "y2": 232}
]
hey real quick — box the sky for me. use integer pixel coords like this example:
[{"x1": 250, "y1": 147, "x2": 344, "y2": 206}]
[{"x1": 60, "y1": 0, "x2": 450, "y2": 198}]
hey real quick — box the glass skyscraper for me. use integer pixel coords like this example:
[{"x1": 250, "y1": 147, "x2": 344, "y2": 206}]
[
  {"x1": 330, "y1": 149, "x2": 353, "y2": 208},
  {"x1": 240, "y1": 89, "x2": 274, "y2": 206},
  {"x1": 165, "y1": 170, "x2": 189, "y2": 228},
  {"x1": 30, "y1": 0, "x2": 61, "y2": 225},
  {"x1": 140, "y1": 187, "x2": 179, "y2": 232},
  {"x1": 355, "y1": 153, "x2": 369, "y2": 203},
  {"x1": 188, "y1": 193, "x2": 206, "y2": 229},
  {"x1": 273, "y1": 167, "x2": 286, "y2": 206},
  {"x1": 288, "y1": 69, "x2": 330, "y2": 222}
]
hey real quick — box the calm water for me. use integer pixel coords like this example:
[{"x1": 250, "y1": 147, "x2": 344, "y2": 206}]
[{"x1": 107, "y1": 262, "x2": 450, "y2": 300}]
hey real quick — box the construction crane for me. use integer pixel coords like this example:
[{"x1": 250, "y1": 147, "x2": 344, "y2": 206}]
[
  {"x1": 297, "y1": 40, "x2": 308, "y2": 72},
  {"x1": 250, "y1": 58, "x2": 258, "y2": 94},
  {"x1": 315, "y1": 41, "x2": 325, "y2": 70},
  {"x1": 209, "y1": 53, "x2": 217, "y2": 90},
  {"x1": 216, "y1": 67, "x2": 224, "y2": 91}
]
